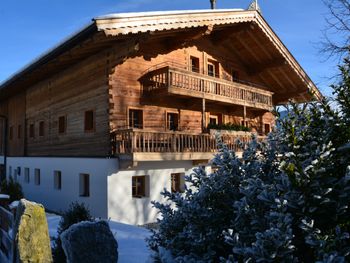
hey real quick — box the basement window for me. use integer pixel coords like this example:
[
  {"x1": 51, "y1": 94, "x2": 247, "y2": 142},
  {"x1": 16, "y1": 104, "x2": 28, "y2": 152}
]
[
  {"x1": 58, "y1": 116, "x2": 66, "y2": 134},
  {"x1": 79, "y1": 173, "x2": 90, "y2": 197},
  {"x1": 35, "y1": 169, "x2": 41, "y2": 186},
  {"x1": 171, "y1": 173, "x2": 185, "y2": 193},
  {"x1": 84, "y1": 110, "x2": 95, "y2": 132},
  {"x1": 25, "y1": 168, "x2": 30, "y2": 183},
  {"x1": 54, "y1": 171, "x2": 62, "y2": 190},
  {"x1": 132, "y1": 176, "x2": 148, "y2": 198}
]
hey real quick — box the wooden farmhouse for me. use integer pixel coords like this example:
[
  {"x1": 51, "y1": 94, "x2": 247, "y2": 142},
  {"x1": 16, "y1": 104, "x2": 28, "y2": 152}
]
[{"x1": 0, "y1": 5, "x2": 321, "y2": 224}]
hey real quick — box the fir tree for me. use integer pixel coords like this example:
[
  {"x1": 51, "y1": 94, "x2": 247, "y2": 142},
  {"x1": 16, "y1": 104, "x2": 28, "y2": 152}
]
[{"x1": 148, "y1": 55, "x2": 350, "y2": 262}]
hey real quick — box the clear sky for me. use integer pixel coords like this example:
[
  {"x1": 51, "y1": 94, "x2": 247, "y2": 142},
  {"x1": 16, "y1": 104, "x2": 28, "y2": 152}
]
[{"x1": 0, "y1": 0, "x2": 341, "y2": 96}]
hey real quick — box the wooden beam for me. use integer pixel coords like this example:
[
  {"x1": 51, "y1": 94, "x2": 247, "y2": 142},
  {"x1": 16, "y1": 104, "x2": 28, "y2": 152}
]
[
  {"x1": 248, "y1": 58, "x2": 287, "y2": 75},
  {"x1": 202, "y1": 98, "x2": 206, "y2": 132},
  {"x1": 210, "y1": 23, "x2": 252, "y2": 45},
  {"x1": 162, "y1": 25, "x2": 214, "y2": 51}
]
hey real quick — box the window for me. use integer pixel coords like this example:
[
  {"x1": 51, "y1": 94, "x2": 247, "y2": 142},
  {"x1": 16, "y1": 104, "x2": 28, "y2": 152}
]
[
  {"x1": 129, "y1": 109, "x2": 143, "y2": 129},
  {"x1": 241, "y1": 120, "x2": 249, "y2": 127},
  {"x1": 132, "y1": 176, "x2": 147, "y2": 198},
  {"x1": 9, "y1": 126, "x2": 13, "y2": 140},
  {"x1": 39, "y1": 121, "x2": 45, "y2": 137},
  {"x1": 79, "y1": 173, "x2": 90, "y2": 197},
  {"x1": 9, "y1": 166, "x2": 12, "y2": 177},
  {"x1": 264, "y1": 123, "x2": 271, "y2": 134},
  {"x1": 29, "y1": 124, "x2": 35, "y2": 138},
  {"x1": 58, "y1": 116, "x2": 66, "y2": 134},
  {"x1": 167, "y1": 112, "x2": 179, "y2": 131},
  {"x1": 232, "y1": 70, "x2": 239, "y2": 81},
  {"x1": 17, "y1": 125, "x2": 21, "y2": 139},
  {"x1": 209, "y1": 114, "x2": 222, "y2": 126},
  {"x1": 171, "y1": 173, "x2": 184, "y2": 193},
  {"x1": 54, "y1": 171, "x2": 62, "y2": 190},
  {"x1": 84, "y1": 110, "x2": 95, "y2": 132},
  {"x1": 190, "y1": 56, "x2": 200, "y2": 73},
  {"x1": 209, "y1": 115, "x2": 218, "y2": 125},
  {"x1": 207, "y1": 60, "x2": 219, "y2": 77},
  {"x1": 25, "y1": 168, "x2": 30, "y2": 183},
  {"x1": 35, "y1": 169, "x2": 41, "y2": 186}
]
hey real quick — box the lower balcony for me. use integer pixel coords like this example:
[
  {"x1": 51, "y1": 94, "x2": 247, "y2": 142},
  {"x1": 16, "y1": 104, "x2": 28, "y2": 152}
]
[{"x1": 111, "y1": 129, "x2": 265, "y2": 167}]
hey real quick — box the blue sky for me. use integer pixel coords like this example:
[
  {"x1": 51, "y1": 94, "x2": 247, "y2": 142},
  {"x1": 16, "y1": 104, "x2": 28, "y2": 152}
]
[{"x1": 0, "y1": 0, "x2": 340, "y2": 96}]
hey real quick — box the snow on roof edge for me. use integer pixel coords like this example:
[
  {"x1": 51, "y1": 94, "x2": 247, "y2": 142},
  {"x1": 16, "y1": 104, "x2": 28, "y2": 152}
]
[{"x1": 95, "y1": 9, "x2": 245, "y2": 20}]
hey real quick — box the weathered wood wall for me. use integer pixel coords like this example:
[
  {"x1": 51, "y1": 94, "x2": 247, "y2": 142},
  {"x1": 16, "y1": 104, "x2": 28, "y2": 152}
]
[
  {"x1": 0, "y1": 51, "x2": 110, "y2": 157},
  {"x1": 109, "y1": 37, "x2": 274, "y2": 134},
  {"x1": 24, "y1": 51, "x2": 110, "y2": 157}
]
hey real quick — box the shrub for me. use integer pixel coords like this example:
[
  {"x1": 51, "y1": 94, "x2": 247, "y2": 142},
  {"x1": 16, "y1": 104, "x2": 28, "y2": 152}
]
[
  {"x1": 207, "y1": 122, "x2": 251, "y2": 132},
  {"x1": 0, "y1": 177, "x2": 23, "y2": 202},
  {"x1": 52, "y1": 202, "x2": 93, "y2": 263}
]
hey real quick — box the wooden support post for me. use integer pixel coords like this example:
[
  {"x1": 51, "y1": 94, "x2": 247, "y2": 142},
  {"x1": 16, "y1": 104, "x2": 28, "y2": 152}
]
[
  {"x1": 202, "y1": 98, "x2": 206, "y2": 132},
  {"x1": 243, "y1": 105, "x2": 247, "y2": 127}
]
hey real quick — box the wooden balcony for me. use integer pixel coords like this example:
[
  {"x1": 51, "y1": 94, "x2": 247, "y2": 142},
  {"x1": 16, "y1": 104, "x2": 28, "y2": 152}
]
[
  {"x1": 141, "y1": 66, "x2": 274, "y2": 111},
  {"x1": 111, "y1": 129, "x2": 265, "y2": 165}
]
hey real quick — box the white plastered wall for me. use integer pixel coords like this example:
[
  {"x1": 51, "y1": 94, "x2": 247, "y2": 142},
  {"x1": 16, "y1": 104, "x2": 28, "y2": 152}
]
[
  {"x1": 107, "y1": 160, "x2": 204, "y2": 225},
  {"x1": 6, "y1": 157, "x2": 118, "y2": 218},
  {"x1": 6, "y1": 157, "x2": 211, "y2": 225}
]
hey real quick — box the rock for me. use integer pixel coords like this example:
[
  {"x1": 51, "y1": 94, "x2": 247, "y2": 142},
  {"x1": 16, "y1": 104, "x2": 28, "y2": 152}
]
[
  {"x1": 61, "y1": 220, "x2": 118, "y2": 263},
  {"x1": 13, "y1": 199, "x2": 53, "y2": 263}
]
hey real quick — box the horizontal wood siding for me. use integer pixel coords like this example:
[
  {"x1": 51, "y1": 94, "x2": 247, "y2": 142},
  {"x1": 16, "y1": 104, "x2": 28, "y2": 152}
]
[
  {"x1": 109, "y1": 37, "x2": 273, "y2": 134},
  {"x1": 24, "y1": 51, "x2": 110, "y2": 157},
  {"x1": 7, "y1": 93, "x2": 26, "y2": 156}
]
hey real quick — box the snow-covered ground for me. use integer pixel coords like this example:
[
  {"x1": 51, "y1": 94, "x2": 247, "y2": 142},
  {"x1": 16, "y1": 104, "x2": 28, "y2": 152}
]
[{"x1": 46, "y1": 213, "x2": 153, "y2": 263}]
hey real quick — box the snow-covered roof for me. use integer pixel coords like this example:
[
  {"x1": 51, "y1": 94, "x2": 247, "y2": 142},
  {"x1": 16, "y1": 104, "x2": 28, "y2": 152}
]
[{"x1": 95, "y1": 9, "x2": 244, "y2": 20}]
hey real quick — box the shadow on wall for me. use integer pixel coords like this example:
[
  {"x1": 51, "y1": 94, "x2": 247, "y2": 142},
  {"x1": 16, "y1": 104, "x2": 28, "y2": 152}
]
[{"x1": 107, "y1": 161, "x2": 194, "y2": 225}]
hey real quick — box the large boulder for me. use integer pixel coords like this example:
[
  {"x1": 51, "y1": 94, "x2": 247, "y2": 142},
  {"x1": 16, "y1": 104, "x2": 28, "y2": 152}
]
[
  {"x1": 61, "y1": 220, "x2": 118, "y2": 263},
  {"x1": 13, "y1": 199, "x2": 53, "y2": 263}
]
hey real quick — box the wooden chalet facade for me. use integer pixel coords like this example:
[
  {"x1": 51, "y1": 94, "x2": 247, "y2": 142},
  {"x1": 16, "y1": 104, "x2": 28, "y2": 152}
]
[{"x1": 0, "y1": 7, "x2": 321, "y2": 224}]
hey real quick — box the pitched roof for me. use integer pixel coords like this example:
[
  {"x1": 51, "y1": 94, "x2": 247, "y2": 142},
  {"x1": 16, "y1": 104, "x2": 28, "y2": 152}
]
[{"x1": 0, "y1": 9, "x2": 322, "y2": 102}]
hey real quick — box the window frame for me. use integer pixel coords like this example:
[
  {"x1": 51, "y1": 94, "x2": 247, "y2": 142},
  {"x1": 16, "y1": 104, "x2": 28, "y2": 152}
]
[
  {"x1": 166, "y1": 111, "x2": 179, "y2": 131},
  {"x1": 128, "y1": 108, "x2": 144, "y2": 129},
  {"x1": 29, "y1": 123, "x2": 35, "y2": 138},
  {"x1": 58, "y1": 115, "x2": 67, "y2": 135},
  {"x1": 39, "y1": 120, "x2": 45, "y2": 137},
  {"x1": 84, "y1": 110, "x2": 95, "y2": 133},
  {"x1": 190, "y1": 56, "x2": 200, "y2": 73},
  {"x1": 35, "y1": 169, "x2": 41, "y2": 186},
  {"x1": 17, "y1": 124, "x2": 22, "y2": 139},
  {"x1": 24, "y1": 168, "x2": 30, "y2": 184},
  {"x1": 9, "y1": 126, "x2": 13, "y2": 141},
  {"x1": 132, "y1": 176, "x2": 147, "y2": 198},
  {"x1": 79, "y1": 173, "x2": 90, "y2": 197},
  {"x1": 170, "y1": 173, "x2": 185, "y2": 193},
  {"x1": 54, "y1": 171, "x2": 62, "y2": 190}
]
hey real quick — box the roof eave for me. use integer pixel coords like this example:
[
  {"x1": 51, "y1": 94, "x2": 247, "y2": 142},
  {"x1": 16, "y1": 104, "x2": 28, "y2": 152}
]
[{"x1": 0, "y1": 22, "x2": 97, "y2": 92}]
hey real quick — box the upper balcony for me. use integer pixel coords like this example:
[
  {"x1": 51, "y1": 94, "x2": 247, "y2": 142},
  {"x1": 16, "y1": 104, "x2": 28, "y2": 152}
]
[{"x1": 141, "y1": 64, "x2": 274, "y2": 111}]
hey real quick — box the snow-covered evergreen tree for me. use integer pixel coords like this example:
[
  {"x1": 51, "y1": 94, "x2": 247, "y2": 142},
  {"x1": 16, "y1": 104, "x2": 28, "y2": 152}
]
[{"x1": 148, "y1": 56, "x2": 350, "y2": 262}]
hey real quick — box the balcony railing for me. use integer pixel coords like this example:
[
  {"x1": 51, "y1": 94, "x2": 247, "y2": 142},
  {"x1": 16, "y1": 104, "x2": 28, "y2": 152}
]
[
  {"x1": 141, "y1": 66, "x2": 274, "y2": 110},
  {"x1": 111, "y1": 129, "x2": 265, "y2": 156}
]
